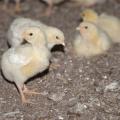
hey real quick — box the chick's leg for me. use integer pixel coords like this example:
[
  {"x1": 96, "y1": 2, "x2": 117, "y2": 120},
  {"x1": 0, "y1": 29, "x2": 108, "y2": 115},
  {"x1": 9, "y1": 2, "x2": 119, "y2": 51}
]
[
  {"x1": 15, "y1": 0, "x2": 21, "y2": 13},
  {"x1": 2, "y1": 0, "x2": 9, "y2": 11},
  {"x1": 44, "y1": 0, "x2": 53, "y2": 16},
  {"x1": 23, "y1": 85, "x2": 40, "y2": 95},
  {"x1": 16, "y1": 83, "x2": 30, "y2": 103}
]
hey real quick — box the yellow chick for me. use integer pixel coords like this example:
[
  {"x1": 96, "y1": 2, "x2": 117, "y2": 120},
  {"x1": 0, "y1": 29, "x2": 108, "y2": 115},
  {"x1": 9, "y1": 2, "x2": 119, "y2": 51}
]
[
  {"x1": 80, "y1": 9, "x2": 120, "y2": 43},
  {"x1": 70, "y1": 0, "x2": 105, "y2": 7},
  {"x1": 73, "y1": 21, "x2": 112, "y2": 57},
  {"x1": 41, "y1": 0, "x2": 65, "y2": 16},
  {"x1": 3, "y1": 0, "x2": 21, "y2": 13},
  {"x1": 1, "y1": 27, "x2": 51, "y2": 103},
  {"x1": 7, "y1": 18, "x2": 65, "y2": 50},
  {"x1": 80, "y1": 9, "x2": 98, "y2": 23}
]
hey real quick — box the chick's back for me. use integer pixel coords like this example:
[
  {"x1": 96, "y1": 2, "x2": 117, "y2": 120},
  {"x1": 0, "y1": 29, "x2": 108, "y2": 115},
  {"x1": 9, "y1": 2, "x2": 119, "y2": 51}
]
[{"x1": 99, "y1": 13, "x2": 120, "y2": 42}]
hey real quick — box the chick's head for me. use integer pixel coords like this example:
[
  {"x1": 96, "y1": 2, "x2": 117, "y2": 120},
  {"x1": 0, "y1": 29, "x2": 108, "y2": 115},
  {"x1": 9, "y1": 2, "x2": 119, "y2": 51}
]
[
  {"x1": 21, "y1": 27, "x2": 46, "y2": 45},
  {"x1": 77, "y1": 22, "x2": 98, "y2": 40},
  {"x1": 80, "y1": 9, "x2": 98, "y2": 23},
  {"x1": 46, "y1": 27, "x2": 65, "y2": 49}
]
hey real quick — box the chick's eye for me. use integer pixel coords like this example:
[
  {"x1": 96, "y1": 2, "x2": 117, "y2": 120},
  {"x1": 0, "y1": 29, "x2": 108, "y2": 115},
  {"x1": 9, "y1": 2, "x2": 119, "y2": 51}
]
[
  {"x1": 56, "y1": 36, "x2": 59, "y2": 39},
  {"x1": 29, "y1": 33, "x2": 33, "y2": 36},
  {"x1": 84, "y1": 26, "x2": 88, "y2": 29}
]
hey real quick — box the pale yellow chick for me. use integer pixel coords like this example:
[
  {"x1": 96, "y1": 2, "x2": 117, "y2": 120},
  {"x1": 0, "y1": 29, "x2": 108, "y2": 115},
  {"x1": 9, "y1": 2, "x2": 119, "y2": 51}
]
[
  {"x1": 73, "y1": 22, "x2": 112, "y2": 57},
  {"x1": 1, "y1": 27, "x2": 51, "y2": 103},
  {"x1": 80, "y1": 9, "x2": 120, "y2": 43},
  {"x1": 70, "y1": 0, "x2": 105, "y2": 7}
]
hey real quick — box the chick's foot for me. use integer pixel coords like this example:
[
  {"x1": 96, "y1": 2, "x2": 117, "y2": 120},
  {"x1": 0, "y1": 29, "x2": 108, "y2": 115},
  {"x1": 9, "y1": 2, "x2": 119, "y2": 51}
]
[
  {"x1": 23, "y1": 85, "x2": 40, "y2": 95},
  {"x1": 17, "y1": 84, "x2": 32, "y2": 104}
]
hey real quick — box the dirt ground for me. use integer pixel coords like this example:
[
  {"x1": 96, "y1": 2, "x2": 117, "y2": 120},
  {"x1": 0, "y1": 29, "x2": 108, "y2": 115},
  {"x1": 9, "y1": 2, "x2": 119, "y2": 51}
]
[{"x1": 0, "y1": 0, "x2": 120, "y2": 120}]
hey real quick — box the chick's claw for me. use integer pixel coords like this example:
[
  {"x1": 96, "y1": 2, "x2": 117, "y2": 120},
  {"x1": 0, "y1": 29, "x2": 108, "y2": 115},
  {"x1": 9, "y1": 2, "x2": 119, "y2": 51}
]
[
  {"x1": 22, "y1": 98, "x2": 36, "y2": 104},
  {"x1": 21, "y1": 95, "x2": 31, "y2": 104}
]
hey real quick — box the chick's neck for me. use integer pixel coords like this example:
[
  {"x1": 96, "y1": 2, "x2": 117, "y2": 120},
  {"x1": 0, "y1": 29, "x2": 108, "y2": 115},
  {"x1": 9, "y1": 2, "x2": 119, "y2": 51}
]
[
  {"x1": 32, "y1": 41, "x2": 47, "y2": 49},
  {"x1": 31, "y1": 35, "x2": 47, "y2": 47}
]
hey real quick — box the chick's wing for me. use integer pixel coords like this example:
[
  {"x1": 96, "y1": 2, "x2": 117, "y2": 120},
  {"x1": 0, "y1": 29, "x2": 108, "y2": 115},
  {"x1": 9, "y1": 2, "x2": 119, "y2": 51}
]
[{"x1": 8, "y1": 44, "x2": 33, "y2": 66}]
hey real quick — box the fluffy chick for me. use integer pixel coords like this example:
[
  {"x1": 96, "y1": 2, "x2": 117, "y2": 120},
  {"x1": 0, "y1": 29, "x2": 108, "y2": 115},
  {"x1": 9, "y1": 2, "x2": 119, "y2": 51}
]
[
  {"x1": 7, "y1": 17, "x2": 65, "y2": 50},
  {"x1": 80, "y1": 9, "x2": 120, "y2": 43},
  {"x1": 1, "y1": 27, "x2": 51, "y2": 103},
  {"x1": 73, "y1": 22, "x2": 112, "y2": 57},
  {"x1": 41, "y1": 0, "x2": 65, "y2": 16},
  {"x1": 70, "y1": 0, "x2": 105, "y2": 7}
]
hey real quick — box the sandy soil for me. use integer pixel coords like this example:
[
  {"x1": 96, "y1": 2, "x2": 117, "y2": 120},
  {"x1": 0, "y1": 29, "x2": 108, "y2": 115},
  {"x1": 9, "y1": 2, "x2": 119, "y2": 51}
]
[{"x1": 0, "y1": 0, "x2": 120, "y2": 120}]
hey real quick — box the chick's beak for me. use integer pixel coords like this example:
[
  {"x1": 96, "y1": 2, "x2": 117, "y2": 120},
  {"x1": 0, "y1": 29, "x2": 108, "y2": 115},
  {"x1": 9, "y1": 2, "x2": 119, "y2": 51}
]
[
  {"x1": 21, "y1": 32, "x2": 30, "y2": 44},
  {"x1": 62, "y1": 42, "x2": 65, "y2": 46}
]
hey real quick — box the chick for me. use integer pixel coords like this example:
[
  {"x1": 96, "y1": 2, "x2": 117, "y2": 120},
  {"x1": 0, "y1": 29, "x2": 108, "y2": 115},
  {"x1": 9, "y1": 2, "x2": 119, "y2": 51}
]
[
  {"x1": 7, "y1": 17, "x2": 65, "y2": 50},
  {"x1": 70, "y1": 0, "x2": 105, "y2": 7},
  {"x1": 41, "y1": 0, "x2": 65, "y2": 16},
  {"x1": 3, "y1": 0, "x2": 21, "y2": 13},
  {"x1": 1, "y1": 27, "x2": 51, "y2": 103},
  {"x1": 80, "y1": 9, "x2": 98, "y2": 23},
  {"x1": 73, "y1": 22, "x2": 112, "y2": 57},
  {"x1": 80, "y1": 9, "x2": 120, "y2": 43}
]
